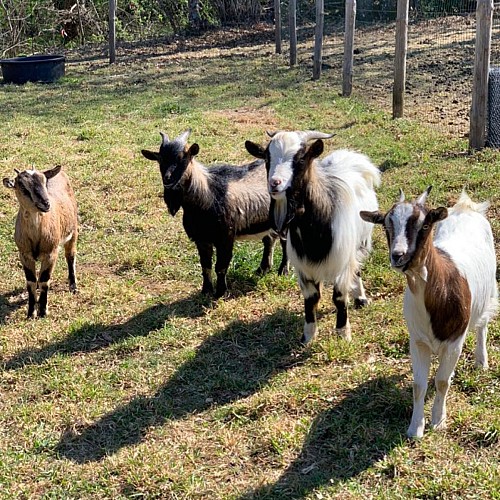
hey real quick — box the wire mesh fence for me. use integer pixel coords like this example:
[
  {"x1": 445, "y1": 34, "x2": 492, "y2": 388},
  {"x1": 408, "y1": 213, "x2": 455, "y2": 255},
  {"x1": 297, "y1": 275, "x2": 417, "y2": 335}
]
[
  {"x1": 278, "y1": 0, "x2": 499, "y2": 140},
  {"x1": 1, "y1": 1, "x2": 500, "y2": 142}
]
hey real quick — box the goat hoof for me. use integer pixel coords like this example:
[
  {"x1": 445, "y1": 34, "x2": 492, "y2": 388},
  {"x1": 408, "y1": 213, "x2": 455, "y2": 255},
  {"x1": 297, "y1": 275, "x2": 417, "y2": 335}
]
[
  {"x1": 474, "y1": 359, "x2": 489, "y2": 370},
  {"x1": 430, "y1": 419, "x2": 447, "y2": 431},
  {"x1": 69, "y1": 283, "x2": 78, "y2": 294},
  {"x1": 353, "y1": 298, "x2": 369, "y2": 309},
  {"x1": 301, "y1": 323, "x2": 318, "y2": 345},
  {"x1": 256, "y1": 266, "x2": 271, "y2": 276},
  {"x1": 336, "y1": 324, "x2": 352, "y2": 341},
  {"x1": 278, "y1": 265, "x2": 289, "y2": 276}
]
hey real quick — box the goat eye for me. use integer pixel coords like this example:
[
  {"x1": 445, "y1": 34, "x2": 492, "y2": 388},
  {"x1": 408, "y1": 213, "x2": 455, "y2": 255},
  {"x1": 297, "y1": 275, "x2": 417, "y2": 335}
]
[{"x1": 422, "y1": 224, "x2": 430, "y2": 230}]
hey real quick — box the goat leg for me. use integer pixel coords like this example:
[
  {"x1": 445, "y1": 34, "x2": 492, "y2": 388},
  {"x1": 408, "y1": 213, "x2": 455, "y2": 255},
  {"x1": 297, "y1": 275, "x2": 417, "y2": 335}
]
[
  {"x1": 38, "y1": 251, "x2": 58, "y2": 318},
  {"x1": 300, "y1": 276, "x2": 321, "y2": 344},
  {"x1": 21, "y1": 254, "x2": 38, "y2": 319},
  {"x1": 214, "y1": 241, "x2": 233, "y2": 298},
  {"x1": 64, "y1": 232, "x2": 78, "y2": 293},
  {"x1": 333, "y1": 285, "x2": 351, "y2": 341},
  {"x1": 196, "y1": 241, "x2": 214, "y2": 295},
  {"x1": 256, "y1": 235, "x2": 275, "y2": 275},
  {"x1": 277, "y1": 237, "x2": 289, "y2": 276}
]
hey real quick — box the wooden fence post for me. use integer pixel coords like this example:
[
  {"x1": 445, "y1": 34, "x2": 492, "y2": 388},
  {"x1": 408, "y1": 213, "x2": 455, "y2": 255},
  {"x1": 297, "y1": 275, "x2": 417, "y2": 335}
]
[
  {"x1": 469, "y1": 0, "x2": 493, "y2": 150},
  {"x1": 275, "y1": 0, "x2": 282, "y2": 54},
  {"x1": 343, "y1": 0, "x2": 356, "y2": 96},
  {"x1": 289, "y1": 0, "x2": 297, "y2": 66},
  {"x1": 313, "y1": 0, "x2": 324, "y2": 80},
  {"x1": 109, "y1": 0, "x2": 116, "y2": 64},
  {"x1": 393, "y1": 0, "x2": 409, "y2": 118}
]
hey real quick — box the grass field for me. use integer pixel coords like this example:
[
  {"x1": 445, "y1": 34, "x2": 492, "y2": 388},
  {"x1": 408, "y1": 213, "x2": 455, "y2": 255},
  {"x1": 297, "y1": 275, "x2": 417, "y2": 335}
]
[{"x1": 0, "y1": 27, "x2": 499, "y2": 499}]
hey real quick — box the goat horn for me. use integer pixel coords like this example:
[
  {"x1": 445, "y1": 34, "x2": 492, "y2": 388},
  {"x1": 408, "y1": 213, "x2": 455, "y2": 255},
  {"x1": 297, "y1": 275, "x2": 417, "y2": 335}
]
[
  {"x1": 159, "y1": 131, "x2": 169, "y2": 145},
  {"x1": 175, "y1": 129, "x2": 191, "y2": 146},
  {"x1": 14, "y1": 168, "x2": 20, "y2": 174},
  {"x1": 398, "y1": 188, "x2": 405, "y2": 202},
  {"x1": 298, "y1": 130, "x2": 335, "y2": 142},
  {"x1": 266, "y1": 130, "x2": 278, "y2": 138},
  {"x1": 416, "y1": 185, "x2": 433, "y2": 206}
]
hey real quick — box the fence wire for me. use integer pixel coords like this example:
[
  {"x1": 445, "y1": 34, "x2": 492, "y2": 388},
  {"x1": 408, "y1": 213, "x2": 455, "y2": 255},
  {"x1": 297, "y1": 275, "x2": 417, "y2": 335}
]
[{"x1": 284, "y1": 0, "x2": 499, "y2": 140}]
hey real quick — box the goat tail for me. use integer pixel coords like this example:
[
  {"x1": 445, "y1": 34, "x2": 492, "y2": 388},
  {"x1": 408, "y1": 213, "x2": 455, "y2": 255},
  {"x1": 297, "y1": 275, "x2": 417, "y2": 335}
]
[
  {"x1": 451, "y1": 190, "x2": 490, "y2": 216},
  {"x1": 361, "y1": 160, "x2": 382, "y2": 190}
]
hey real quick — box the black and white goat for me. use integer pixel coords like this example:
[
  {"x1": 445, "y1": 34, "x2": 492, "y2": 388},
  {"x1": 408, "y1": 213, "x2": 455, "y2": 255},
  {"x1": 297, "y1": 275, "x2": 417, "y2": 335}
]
[
  {"x1": 245, "y1": 130, "x2": 380, "y2": 343},
  {"x1": 142, "y1": 130, "x2": 288, "y2": 298},
  {"x1": 361, "y1": 188, "x2": 498, "y2": 438},
  {"x1": 3, "y1": 166, "x2": 78, "y2": 318}
]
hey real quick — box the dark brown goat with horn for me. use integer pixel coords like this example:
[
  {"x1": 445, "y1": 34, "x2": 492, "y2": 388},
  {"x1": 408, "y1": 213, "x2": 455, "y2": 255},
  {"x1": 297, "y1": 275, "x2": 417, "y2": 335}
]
[{"x1": 142, "y1": 130, "x2": 288, "y2": 298}]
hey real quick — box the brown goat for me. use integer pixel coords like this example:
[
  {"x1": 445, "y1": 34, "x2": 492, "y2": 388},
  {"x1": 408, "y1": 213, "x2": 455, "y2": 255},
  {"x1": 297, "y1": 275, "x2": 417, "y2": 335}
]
[{"x1": 3, "y1": 166, "x2": 78, "y2": 318}]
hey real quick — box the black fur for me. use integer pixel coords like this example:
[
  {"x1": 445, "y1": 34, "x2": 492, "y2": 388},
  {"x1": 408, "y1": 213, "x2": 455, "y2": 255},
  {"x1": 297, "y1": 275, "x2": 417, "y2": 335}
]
[{"x1": 142, "y1": 132, "x2": 288, "y2": 298}]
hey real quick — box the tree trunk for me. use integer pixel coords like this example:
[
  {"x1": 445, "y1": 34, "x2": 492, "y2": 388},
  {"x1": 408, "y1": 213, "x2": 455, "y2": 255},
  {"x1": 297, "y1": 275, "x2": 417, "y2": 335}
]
[{"x1": 188, "y1": 0, "x2": 203, "y2": 31}]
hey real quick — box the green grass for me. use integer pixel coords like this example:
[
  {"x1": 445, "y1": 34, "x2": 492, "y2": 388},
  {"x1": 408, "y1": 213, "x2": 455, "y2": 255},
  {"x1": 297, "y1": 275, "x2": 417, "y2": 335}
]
[{"x1": 0, "y1": 29, "x2": 499, "y2": 499}]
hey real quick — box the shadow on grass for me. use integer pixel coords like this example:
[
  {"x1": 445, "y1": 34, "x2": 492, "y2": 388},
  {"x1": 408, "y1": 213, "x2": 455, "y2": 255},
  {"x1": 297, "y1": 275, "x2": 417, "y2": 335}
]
[
  {"x1": 0, "y1": 288, "x2": 25, "y2": 325},
  {"x1": 240, "y1": 375, "x2": 408, "y2": 499},
  {"x1": 55, "y1": 309, "x2": 306, "y2": 463},
  {"x1": 2, "y1": 292, "x2": 211, "y2": 370}
]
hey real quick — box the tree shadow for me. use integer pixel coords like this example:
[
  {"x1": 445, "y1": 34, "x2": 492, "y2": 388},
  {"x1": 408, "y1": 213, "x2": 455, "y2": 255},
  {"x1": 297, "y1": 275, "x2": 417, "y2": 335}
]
[
  {"x1": 240, "y1": 375, "x2": 408, "y2": 499},
  {"x1": 2, "y1": 292, "x2": 211, "y2": 370},
  {"x1": 55, "y1": 309, "x2": 306, "y2": 463}
]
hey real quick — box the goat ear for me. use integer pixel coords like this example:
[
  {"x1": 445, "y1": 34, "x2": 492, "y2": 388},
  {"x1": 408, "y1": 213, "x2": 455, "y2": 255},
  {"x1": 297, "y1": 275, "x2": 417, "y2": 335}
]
[
  {"x1": 427, "y1": 207, "x2": 448, "y2": 224},
  {"x1": 306, "y1": 139, "x2": 324, "y2": 159},
  {"x1": 141, "y1": 149, "x2": 160, "y2": 162},
  {"x1": 188, "y1": 143, "x2": 200, "y2": 157},
  {"x1": 245, "y1": 140, "x2": 266, "y2": 159},
  {"x1": 360, "y1": 210, "x2": 385, "y2": 225},
  {"x1": 44, "y1": 165, "x2": 62, "y2": 179},
  {"x1": 3, "y1": 177, "x2": 15, "y2": 189}
]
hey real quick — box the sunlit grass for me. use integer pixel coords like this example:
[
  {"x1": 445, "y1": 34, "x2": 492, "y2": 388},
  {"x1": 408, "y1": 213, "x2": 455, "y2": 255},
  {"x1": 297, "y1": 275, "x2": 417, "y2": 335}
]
[{"x1": 0, "y1": 26, "x2": 499, "y2": 499}]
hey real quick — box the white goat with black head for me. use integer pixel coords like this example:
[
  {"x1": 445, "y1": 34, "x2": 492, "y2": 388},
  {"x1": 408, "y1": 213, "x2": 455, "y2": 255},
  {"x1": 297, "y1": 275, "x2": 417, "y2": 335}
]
[
  {"x1": 142, "y1": 130, "x2": 288, "y2": 298},
  {"x1": 3, "y1": 166, "x2": 78, "y2": 319},
  {"x1": 361, "y1": 187, "x2": 498, "y2": 438},
  {"x1": 245, "y1": 130, "x2": 380, "y2": 343}
]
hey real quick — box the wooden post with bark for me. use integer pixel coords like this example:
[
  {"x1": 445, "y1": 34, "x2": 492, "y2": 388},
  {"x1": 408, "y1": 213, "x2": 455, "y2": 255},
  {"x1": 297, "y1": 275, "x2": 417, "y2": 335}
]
[
  {"x1": 289, "y1": 0, "x2": 297, "y2": 66},
  {"x1": 343, "y1": 0, "x2": 356, "y2": 96},
  {"x1": 275, "y1": 0, "x2": 282, "y2": 54},
  {"x1": 469, "y1": 0, "x2": 493, "y2": 150},
  {"x1": 109, "y1": 0, "x2": 116, "y2": 64},
  {"x1": 313, "y1": 0, "x2": 325, "y2": 80},
  {"x1": 393, "y1": 0, "x2": 409, "y2": 118}
]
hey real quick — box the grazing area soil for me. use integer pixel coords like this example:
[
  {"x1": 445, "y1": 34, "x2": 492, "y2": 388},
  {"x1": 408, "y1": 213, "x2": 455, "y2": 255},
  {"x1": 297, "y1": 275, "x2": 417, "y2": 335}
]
[{"x1": 0, "y1": 21, "x2": 499, "y2": 499}]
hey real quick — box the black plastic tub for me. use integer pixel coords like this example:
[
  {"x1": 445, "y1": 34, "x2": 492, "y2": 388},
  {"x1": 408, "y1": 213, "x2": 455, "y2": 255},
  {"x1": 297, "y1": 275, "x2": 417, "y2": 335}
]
[{"x1": 0, "y1": 55, "x2": 65, "y2": 84}]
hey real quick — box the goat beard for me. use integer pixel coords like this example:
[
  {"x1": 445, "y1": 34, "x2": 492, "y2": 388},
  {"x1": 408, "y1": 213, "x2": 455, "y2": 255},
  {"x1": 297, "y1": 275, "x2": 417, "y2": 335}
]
[
  {"x1": 164, "y1": 186, "x2": 183, "y2": 216},
  {"x1": 270, "y1": 194, "x2": 298, "y2": 237}
]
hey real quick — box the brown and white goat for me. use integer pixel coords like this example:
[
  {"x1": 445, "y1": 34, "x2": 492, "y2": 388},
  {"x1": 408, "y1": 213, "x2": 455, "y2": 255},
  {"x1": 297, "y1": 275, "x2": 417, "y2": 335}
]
[
  {"x1": 361, "y1": 187, "x2": 498, "y2": 438},
  {"x1": 3, "y1": 166, "x2": 78, "y2": 318}
]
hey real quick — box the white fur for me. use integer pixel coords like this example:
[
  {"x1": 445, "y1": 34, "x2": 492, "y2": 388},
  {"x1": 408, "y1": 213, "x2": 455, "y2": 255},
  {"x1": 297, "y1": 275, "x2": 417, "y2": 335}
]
[
  {"x1": 267, "y1": 132, "x2": 302, "y2": 196},
  {"x1": 403, "y1": 192, "x2": 497, "y2": 438},
  {"x1": 288, "y1": 148, "x2": 380, "y2": 294}
]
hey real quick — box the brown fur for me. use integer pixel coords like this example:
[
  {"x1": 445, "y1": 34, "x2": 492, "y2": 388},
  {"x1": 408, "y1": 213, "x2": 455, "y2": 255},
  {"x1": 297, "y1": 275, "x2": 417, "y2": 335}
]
[
  {"x1": 422, "y1": 247, "x2": 471, "y2": 341},
  {"x1": 403, "y1": 219, "x2": 471, "y2": 342},
  {"x1": 14, "y1": 171, "x2": 78, "y2": 258},
  {"x1": 4, "y1": 167, "x2": 78, "y2": 318}
]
